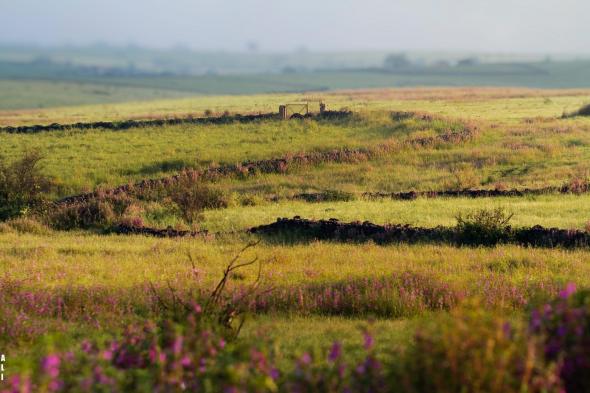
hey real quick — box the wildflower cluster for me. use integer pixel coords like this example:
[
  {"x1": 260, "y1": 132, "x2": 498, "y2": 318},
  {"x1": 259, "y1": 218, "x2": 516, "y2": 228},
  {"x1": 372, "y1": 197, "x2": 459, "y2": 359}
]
[
  {"x1": 2, "y1": 309, "x2": 278, "y2": 393},
  {"x1": 530, "y1": 283, "x2": 590, "y2": 393}
]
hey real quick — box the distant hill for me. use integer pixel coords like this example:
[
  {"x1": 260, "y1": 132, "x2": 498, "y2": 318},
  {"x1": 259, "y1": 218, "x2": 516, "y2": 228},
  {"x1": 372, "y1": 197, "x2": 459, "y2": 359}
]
[{"x1": 1, "y1": 45, "x2": 590, "y2": 110}]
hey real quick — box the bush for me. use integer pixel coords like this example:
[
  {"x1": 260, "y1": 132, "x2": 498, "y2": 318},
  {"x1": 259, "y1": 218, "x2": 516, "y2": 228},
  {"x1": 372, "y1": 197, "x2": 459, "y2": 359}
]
[
  {"x1": 9, "y1": 304, "x2": 566, "y2": 393},
  {"x1": 531, "y1": 284, "x2": 590, "y2": 393},
  {"x1": 398, "y1": 304, "x2": 560, "y2": 393},
  {"x1": 456, "y1": 207, "x2": 513, "y2": 246},
  {"x1": 565, "y1": 176, "x2": 590, "y2": 194},
  {"x1": 170, "y1": 182, "x2": 227, "y2": 223},
  {"x1": 0, "y1": 151, "x2": 53, "y2": 220},
  {"x1": 48, "y1": 193, "x2": 133, "y2": 230},
  {"x1": 320, "y1": 190, "x2": 355, "y2": 202},
  {"x1": 240, "y1": 193, "x2": 265, "y2": 206},
  {"x1": 3, "y1": 217, "x2": 50, "y2": 235},
  {"x1": 0, "y1": 222, "x2": 12, "y2": 234},
  {"x1": 448, "y1": 164, "x2": 480, "y2": 190}
]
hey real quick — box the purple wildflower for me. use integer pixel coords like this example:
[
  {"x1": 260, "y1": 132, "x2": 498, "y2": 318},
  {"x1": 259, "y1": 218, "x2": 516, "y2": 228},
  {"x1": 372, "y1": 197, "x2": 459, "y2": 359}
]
[
  {"x1": 363, "y1": 331, "x2": 374, "y2": 350},
  {"x1": 559, "y1": 282, "x2": 577, "y2": 299},
  {"x1": 328, "y1": 341, "x2": 342, "y2": 362},
  {"x1": 270, "y1": 368, "x2": 280, "y2": 380},
  {"x1": 41, "y1": 354, "x2": 61, "y2": 378},
  {"x1": 299, "y1": 352, "x2": 312, "y2": 366}
]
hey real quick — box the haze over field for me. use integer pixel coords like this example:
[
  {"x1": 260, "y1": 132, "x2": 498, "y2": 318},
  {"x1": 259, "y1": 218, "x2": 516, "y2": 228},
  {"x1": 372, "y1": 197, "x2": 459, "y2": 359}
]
[{"x1": 1, "y1": 0, "x2": 589, "y2": 54}]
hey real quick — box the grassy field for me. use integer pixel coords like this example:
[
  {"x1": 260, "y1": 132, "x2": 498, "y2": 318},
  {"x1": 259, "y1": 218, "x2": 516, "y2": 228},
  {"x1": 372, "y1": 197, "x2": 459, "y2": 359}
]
[
  {"x1": 2, "y1": 87, "x2": 590, "y2": 390},
  {"x1": 1, "y1": 90, "x2": 590, "y2": 198},
  {"x1": 1, "y1": 111, "x2": 428, "y2": 194},
  {"x1": 0, "y1": 80, "x2": 191, "y2": 110},
  {"x1": 199, "y1": 194, "x2": 590, "y2": 232},
  {"x1": 2, "y1": 86, "x2": 589, "y2": 126}
]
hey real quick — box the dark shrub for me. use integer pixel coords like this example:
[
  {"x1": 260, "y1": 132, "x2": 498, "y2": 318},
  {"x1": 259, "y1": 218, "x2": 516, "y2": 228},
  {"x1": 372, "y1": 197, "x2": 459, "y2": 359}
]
[
  {"x1": 563, "y1": 103, "x2": 590, "y2": 118},
  {"x1": 297, "y1": 190, "x2": 355, "y2": 203},
  {"x1": 455, "y1": 207, "x2": 513, "y2": 246},
  {"x1": 170, "y1": 182, "x2": 227, "y2": 223},
  {"x1": 321, "y1": 190, "x2": 355, "y2": 202},
  {"x1": 3, "y1": 217, "x2": 50, "y2": 235},
  {"x1": 48, "y1": 193, "x2": 133, "y2": 230},
  {"x1": 564, "y1": 177, "x2": 590, "y2": 194},
  {"x1": 0, "y1": 151, "x2": 53, "y2": 220},
  {"x1": 575, "y1": 103, "x2": 590, "y2": 117}
]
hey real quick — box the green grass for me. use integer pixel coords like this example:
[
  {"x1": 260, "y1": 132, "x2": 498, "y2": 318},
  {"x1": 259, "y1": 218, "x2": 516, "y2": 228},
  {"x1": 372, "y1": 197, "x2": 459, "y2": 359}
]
[
  {"x1": 0, "y1": 97, "x2": 590, "y2": 199},
  {"x1": 2, "y1": 230, "x2": 590, "y2": 290},
  {"x1": 241, "y1": 315, "x2": 417, "y2": 371},
  {"x1": 2, "y1": 90, "x2": 590, "y2": 203},
  {"x1": 1, "y1": 87, "x2": 589, "y2": 126},
  {"x1": 198, "y1": 116, "x2": 590, "y2": 199},
  {"x1": 198, "y1": 194, "x2": 590, "y2": 232},
  {"x1": 2, "y1": 224, "x2": 588, "y2": 368},
  {"x1": 0, "y1": 112, "x2": 442, "y2": 195}
]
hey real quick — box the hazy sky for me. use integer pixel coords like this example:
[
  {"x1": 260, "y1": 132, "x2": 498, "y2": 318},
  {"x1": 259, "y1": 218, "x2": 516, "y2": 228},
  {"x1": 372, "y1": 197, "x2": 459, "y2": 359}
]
[{"x1": 1, "y1": 0, "x2": 588, "y2": 53}]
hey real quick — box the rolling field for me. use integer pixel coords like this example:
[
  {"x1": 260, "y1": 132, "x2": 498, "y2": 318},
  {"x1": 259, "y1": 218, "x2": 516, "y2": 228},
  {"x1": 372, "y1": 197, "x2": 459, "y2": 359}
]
[
  {"x1": 0, "y1": 80, "x2": 192, "y2": 110},
  {"x1": 3, "y1": 56, "x2": 590, "y2": 111},
  {"x1": 2, "y1": 87, "x2": 590, "y2": 391}
]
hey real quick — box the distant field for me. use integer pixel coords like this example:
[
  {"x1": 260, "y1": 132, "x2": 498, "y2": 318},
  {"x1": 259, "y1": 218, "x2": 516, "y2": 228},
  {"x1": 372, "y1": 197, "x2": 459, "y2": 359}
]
[
  {"x1": 0, "y1": 79, "x2": 191, "y2": 110},
  {"x1": 2, "y1": 57, "x2": 590, "y2": 111}
]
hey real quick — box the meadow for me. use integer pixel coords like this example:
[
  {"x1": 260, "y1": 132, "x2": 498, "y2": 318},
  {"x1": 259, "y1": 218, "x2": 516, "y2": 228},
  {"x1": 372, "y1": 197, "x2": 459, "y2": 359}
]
[{"x1": 1, "y1": 87, "x2": 590, "y2": 391}]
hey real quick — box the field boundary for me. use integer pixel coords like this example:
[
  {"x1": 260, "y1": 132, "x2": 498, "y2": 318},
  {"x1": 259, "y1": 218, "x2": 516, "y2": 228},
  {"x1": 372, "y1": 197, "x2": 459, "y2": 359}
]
[
  {"x1": 111, "y1": 224, "x2": 210, "y2": 238},
  {"x1": 107, "y1": 216, "x2": 590, "y2": 249},
  {"x1": 249, "y1": 217, "x2": 590, "y2": 248},
  {"x1": 286, "y1": 183, "x2": 590, "y2": 202},
  {"x1": 0, "y1": 110, "x2": 351, "y2": 134}
]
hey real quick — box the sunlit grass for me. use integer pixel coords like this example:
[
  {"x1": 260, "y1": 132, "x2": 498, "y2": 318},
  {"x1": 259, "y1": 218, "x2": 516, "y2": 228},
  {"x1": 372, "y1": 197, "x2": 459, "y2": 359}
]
[
  {"x1": 1, "y1": 87, "x2": 589, "y2": 125},
  {"x1": 0, "y1": 113, "x2": 407, "y2": 194},
  {"x1": 2, "y1": 231, "x2": 589, "y2": 290},
  {"x1": 200, "y1": 194, "x2": 590, "y2": 232}
]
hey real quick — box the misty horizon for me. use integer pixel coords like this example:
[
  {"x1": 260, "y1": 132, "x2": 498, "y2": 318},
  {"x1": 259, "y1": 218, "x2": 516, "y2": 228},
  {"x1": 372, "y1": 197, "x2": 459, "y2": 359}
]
[{"x1": 1, "y1": 0, "x2": 589, "y2": 55}]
